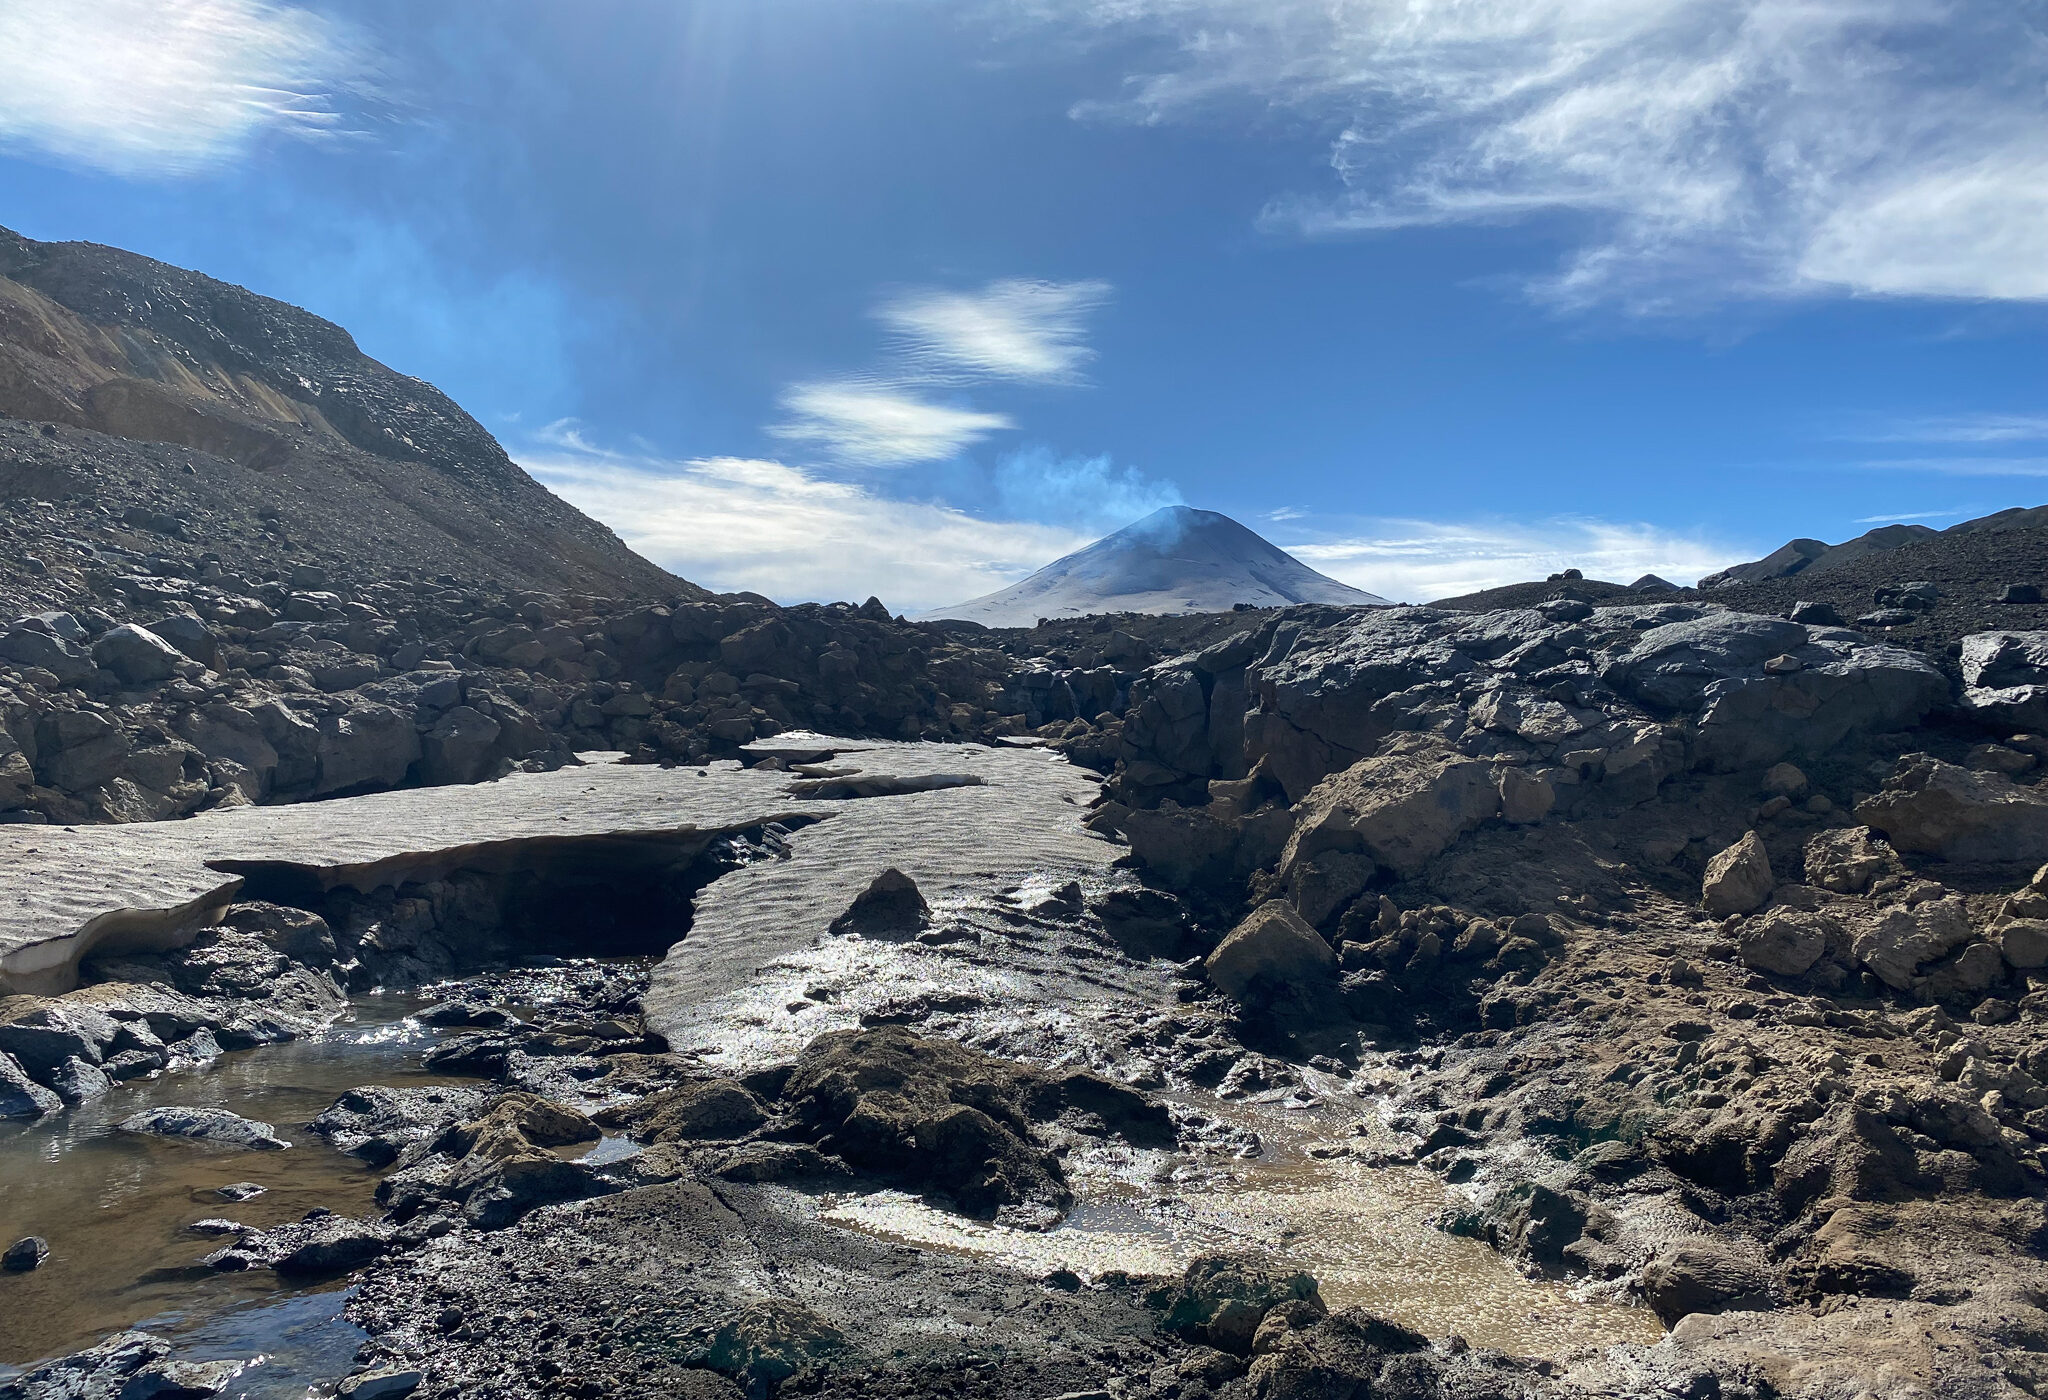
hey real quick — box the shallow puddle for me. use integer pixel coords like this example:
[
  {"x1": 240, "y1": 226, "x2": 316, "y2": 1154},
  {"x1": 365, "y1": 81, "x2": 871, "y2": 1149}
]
[
  {"x1": 824, "y1": 1092, "x2": 1663, "y2": 1358},
  {"x1": 0, "y1": 995, "x2": 440, "y2": 1371}
]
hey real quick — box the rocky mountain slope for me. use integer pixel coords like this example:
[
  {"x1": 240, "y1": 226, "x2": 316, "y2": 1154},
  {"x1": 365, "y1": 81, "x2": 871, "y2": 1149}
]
[
  {"x1": 0, "y1": 232, "x2": 1043, "y2": 827},
  {"x1": 1702, "y1": 502, "x2": 2048, "y2": 589},
  {"x1": 923, "y1": 506, "x2": 1390, "y2": 627},
  {"x1": 0, "y1": 226, "x2": 680, "y2": 604}
]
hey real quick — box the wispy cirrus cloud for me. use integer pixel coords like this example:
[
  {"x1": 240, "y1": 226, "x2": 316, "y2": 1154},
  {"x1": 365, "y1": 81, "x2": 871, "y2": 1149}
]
[
  {"x1": 0, "y1": 0, "x2": 374, "y2": 177},
  {"x1": 765, "y1": 278, "x2": 1113, "y2": 468},
  {"x1": 1009, "y1": 0, "x2": 2048, "y2": 308},
  {"x1": 1278, "y1": 514, "x2": 1749, "y2": 601},
  {"x1": 877, "y1": 279, "x2": 1111, "y2": 384},
  {"x1": 1855, "y1": 457, "x2": 2048, "y2": 478},
  {"x1": 524, "y1": 431, "x2": 1088, "y2": 610},
  {"x1": 768, "y1": 381, "x2": 1014, "y2": 467},
  {"x1": 1857, "y1": 414, "x2": 2048, "y2": 445}
]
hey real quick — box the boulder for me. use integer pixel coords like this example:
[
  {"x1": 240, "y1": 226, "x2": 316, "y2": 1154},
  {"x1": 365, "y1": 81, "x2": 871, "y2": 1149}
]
[
  {"x1": 1497, "y1": 765, "x2": 1555, "y2": 824},
  {"x1": 33, "y1": 708, "x2": 130, "y2": 791},
  {"x1": 1604, "y1": 615, "x2": 1947, "y2": 768},
  {"x1": 1738, "y1": 908, "x2": 1831, "y2": 977},
  {"x1": 1639, "y1": 1243, "x2": 1773, "y2": 1323},
  {"x1": 1858, "y1": 755, "x2": 2048, "y2": 865},
  {"x1": 210, "y1": 1213, "x2": 392, "y2": 1275},
  {"x1": 827, "y1": 868, "x2": 930, "y2": 938},
  {"x1": 1154, "y1": 1254, "x2": 1326, "y2": 1355},
  {"x1": 0, "y1": 625, "x2": 99, "y2": 685},
  {"x1": 337, "y1": 1371, "x2": 423, "y2": 1400},
  {"x1": 1996, "y1": 920, "x2": 2048, "y2": 970},
  {"x1": 2, "y1": 1235, "x2": 49, "y2": 1271},
  {"x1": 420, "y1": 704, "x2": 501, "y2": 786},
  {"x1": 90, "y1": 624, "x2": 185, "y2": 686},
  {"x1": 149, "y1": 612, "x2": 219, "y2": 666},
  {"x1": 782, "y1": 1025, "x2": 1073, "y2": 1224},
  {"x1": 1958, "y1": 631, "x2": 2048, "y2": 731},
  {"x1": 1701, "y1": 832, "x2": 1774, "y2": 916},
  {"x1": 1205, "y1": 901, "x2": 1337, "y2": 1004},
  {"x1": 0, "y1": 1051, "x2": 60, "y2": 1119},
  {"x1": 309, "y1": 1084, "x2": 493, "y2": 1166},
  {"x1": 1279, "y1": 735, "x2": 1499, "y2": 881},
  {"x1": 0, "y1": 999, "x2": 119, "y2": 1075},
  {"x1": 1803, "y1": 827, "x2": 1893, "y2": 894},
  {"x1": 1850, "y1": 896, "x2": 1976, "y2": 991},
  {"x1": 602, "y1": 1079, "x2": 768, "y2": 1142},
  {"x1": 314, "y1": 702, "x2": 420, "y2": 796},
  {"x1": 1121, "y1": 803, "x2": 1241, "y2": 890},
  {"x1": 1288, "y1": 852, "x2": 1375, "y2": 928},
  {"x1": 118, "y1": 1106, "x2": 291, "y2": 1151}
]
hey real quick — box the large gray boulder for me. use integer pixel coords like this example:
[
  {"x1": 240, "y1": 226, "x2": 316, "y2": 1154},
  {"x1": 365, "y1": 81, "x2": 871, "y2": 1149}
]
[
  {"x1": 1858, "y1": 755, "x2": 2048, "y2": 865},
  {"x1": 1604, "y1": 615, "x2": 1949, "y2": 770},
  {"x1": 0, "y1": 1000, "x2": 120, "y2": 1076},
  {"x1": 0, "y1": 1051, "x2": 61, "y2": 1119},
  {"x1": 1204, "y1": 901, "x2": 1337, "y2": 1003},
  {"x1": 420, "y1": 704, "x2": 501, "y2": 786},
  {"x1": 149, "y1": 611, "x2": 219, "y2": 666},
  {"x1": 0, "y1": 625, "x2": 100, "y2": 685},
  {"x1": 1279, "y1": 734, "x2": 1500, "y2": 880},
  {"x1": 33, "y1": 708, "x2": 131, "y2": 791},
  {"x1": 1959, "y1": 631, "x2": 2048, "y2": 731},
  {"x1": 314, "y1": 702, "x2": 420, "y2": 796},
  {"x1": 90, "y1": 624, "x2": 186, "y2": 687},
  {"x1": 1701, "y1": 832, "x2": 1774, "y2": 916}
]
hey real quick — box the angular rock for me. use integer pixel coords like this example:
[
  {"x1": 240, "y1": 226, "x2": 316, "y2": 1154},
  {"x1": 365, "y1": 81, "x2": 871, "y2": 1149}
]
[
  {"x1": 1639, "y1": 1243, "x2": 1773, "y2": 1324},
  {"x1": 420, "y1": 705, "x2": 501, "y2": 786},
  {"x1": 1803, "y1": 827, "x2": 1893, "y2": 894},
  {"x1": 1497, "y1": 765, "x2": 1554, "y2": 824},
  {"x1": 1205, "y1": 901, "x2": 1337, "y2": 1004},
  {"x1": 2, "y1": 1235, "x2": 48, "y2": 1271},
  {"x1": 1858, "y1": 755, "x2": 2048, "y2": 865},
  {"x1": 1701, "y1": 832, "x2": 1773, "y2": 916},
  {"x1": 1154, "y1": 1254, "x2": 1326, "y2": 1356},
  {"x1": 0, "y1": 1051, "x2": 60, "y2": 1119},
  {"x1": 90, "y1": 624, "x2": 185, "y2": 686},
  {"x1": 1279, "y1": 735, "x2": 1499, "y2": 881},
  {"x1": 1738, "y1": 908, "x2": 1831, "y2": 977},
  {"x1": 1958, "y1": 630, "x2": 2048, "y2": 731},
  {"x1": 0, "y1": 625, "x2": 99, "y2": 685},
  {"x1": 827, "y1": 868, "x2": 930, "y2": 939},
  {"x1": 314, "y1": 702, "x2": 420, "y2": 797},
  {"x1": 118, "y1": 1106, "x2": 290, "y2": 1151},
  {"x1": 1851, "y1": 896, "x2": 1977, "y2": 991}
]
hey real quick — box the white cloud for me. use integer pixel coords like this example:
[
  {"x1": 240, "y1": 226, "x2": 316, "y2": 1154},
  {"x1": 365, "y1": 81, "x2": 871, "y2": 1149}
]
[
  {"x1": 1851, "y1": 508, "x2": 1971, "y2": 524},
  {"x1": 1859, "y1": 414, "x2": 2048, "y2": 445},
  {"x1": 0, "y1": 0, "x2": 370, "y2": 177},
  {"x1": 1011, "y1": 0, "x2": 2048, "y2": 306},
  {"x1": 1856, "y1": 457, "x2": 2048, "y2": 478},
  {"x1": 769, "y1": 381, "x2": 1014, "y2": 466},
  {"x1": 877, "y1": 279, "x2": 1111, "y2": 383},
  {"x1": 1278, "y1": 515, "x2": 1750, "y2": 601},
  {"x1": 524, "y1": 442, "x2": 1089, "y2": 610}
]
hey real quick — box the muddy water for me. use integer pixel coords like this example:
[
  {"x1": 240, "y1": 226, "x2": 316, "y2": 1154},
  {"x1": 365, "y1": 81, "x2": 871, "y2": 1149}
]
[
  {"x1": 825, "y1": 1091, "x2": 1663, "y2": 1357},
  {"x1": 0, "y1": 994, "x2": 442, "y2": 1373}
]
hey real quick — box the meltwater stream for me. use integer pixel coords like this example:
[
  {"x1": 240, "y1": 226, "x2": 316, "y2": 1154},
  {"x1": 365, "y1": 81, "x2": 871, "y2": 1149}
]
[{"x1": 0, "y1": 994, "x2": 448, "y2": 1388}]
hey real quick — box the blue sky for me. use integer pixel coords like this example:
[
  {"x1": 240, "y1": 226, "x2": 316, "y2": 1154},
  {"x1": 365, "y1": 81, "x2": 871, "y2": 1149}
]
[{"x1": 1, "y1": 0, "x2": 2043, "y2": 606}]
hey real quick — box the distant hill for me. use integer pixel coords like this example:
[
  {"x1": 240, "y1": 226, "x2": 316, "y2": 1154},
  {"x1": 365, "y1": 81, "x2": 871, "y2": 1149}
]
[
  {"x1": 1700, "y1": 505, "x2": 2048, "y2": 588},
  {"x1": 0, "y1": 225, "x2": 688, "y2": 600},
  {"x1": 922, "y1": 506, "x2": 1390, "y2": 627}
]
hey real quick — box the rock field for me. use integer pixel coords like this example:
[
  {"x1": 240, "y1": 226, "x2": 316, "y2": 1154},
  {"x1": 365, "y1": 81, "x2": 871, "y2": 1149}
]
[{"x1": 8, "y1": 230, "x2": 2048, "y2": 1400}]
